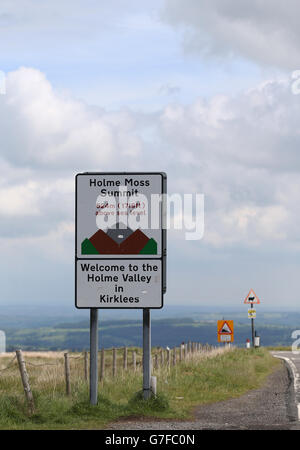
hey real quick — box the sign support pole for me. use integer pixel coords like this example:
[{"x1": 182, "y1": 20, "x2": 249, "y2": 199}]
[
  {"x1": 143, "y1": 308, "x2": 151, "y2": 400},
  {"x1": 251, "y1": 303, "x2": 255, "y2": 348},
  {"x1": 90, "y1": 308, "x2": 98, "y2": 405}
]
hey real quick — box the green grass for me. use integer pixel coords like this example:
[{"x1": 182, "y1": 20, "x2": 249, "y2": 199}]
[{"x1": 0, "y1": 347, "x2": 280, "y2": 429}]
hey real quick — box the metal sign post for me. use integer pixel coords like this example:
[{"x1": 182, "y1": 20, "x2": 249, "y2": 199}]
[
  {"x1": 75, "y1": 172, "x2": 166, "y2": 404},
  {"x1": 250, "y1": 303, "x2": 255, "y2": 348},
  {"x1": 244, "y1": 289, "x2": 260, "y2": 348},
  {"x1": 143, "y1": 309, "x2": 151, "y2": 399},
  {"x1": 90, "y1": 308, "x2": 98, "y2": 405}
]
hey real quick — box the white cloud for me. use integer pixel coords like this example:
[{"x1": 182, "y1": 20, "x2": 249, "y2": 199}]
[
  {"x1": 0, "y1": 67, "x2": 146, "y2": 243},
  {"x1": 162, "y1": 0, "x2": 300, "y2": 69},
  {"x1": 1, "y1": 67, "x2": 142, "y2": 169},
  {"x1": 158, "y1": 78, "x2": 300, "y2": 248},
  {"x1": 1, "y1": 66, "x2": 300, "y2": 259},
  {"x1": 0, "y1": 220, "x2": 74, "y2": 262}
]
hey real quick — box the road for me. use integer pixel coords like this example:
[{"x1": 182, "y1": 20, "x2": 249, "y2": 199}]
[
  {"x1": 107, "y1": 352, "x2": 300, "y2": 430},
  {"x1": 272, "y1": 350, "x2": 300, "y2": 425}
]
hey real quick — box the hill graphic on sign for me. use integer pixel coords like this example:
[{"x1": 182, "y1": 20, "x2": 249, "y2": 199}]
[
  {"x1": 81, "y1": 222, "x2": 157, "y2": 255},
  {"x1": 220, "y1": 322, "x2": 232, "y2": 333}
]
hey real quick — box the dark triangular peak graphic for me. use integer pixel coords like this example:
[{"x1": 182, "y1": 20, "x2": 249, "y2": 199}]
[
  {"x1": 120, "y1": 228, "x2": 149, "y2": 254},
  {"x1": 81, "y1": 222, "x2": 158, "y2": 255},
  {"x1": 106, "y1": 222, "x2": 133, "y2": 245},
  {"x1": 89, "y1": 229, "x2": 120, "y2": 254}
]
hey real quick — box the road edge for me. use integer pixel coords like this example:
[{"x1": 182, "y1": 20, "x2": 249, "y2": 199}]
[{"x1": 272, "y1": 354, "x2": 299, "y2": 422}]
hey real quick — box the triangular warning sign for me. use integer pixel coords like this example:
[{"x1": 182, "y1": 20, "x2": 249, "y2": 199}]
[
  {"x1": 244, "y1": 289, "x2": 260, "y2": 304},
  {"x1": 218, "y1": 321, "x2": 233, "y2": 334}
]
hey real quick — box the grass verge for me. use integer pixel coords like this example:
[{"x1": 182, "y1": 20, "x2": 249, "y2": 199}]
[{"x1": 0, "y1": 347, "x2": 280, "y2": 429}]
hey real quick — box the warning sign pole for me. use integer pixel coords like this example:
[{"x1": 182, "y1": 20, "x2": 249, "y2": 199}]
[
  {"x1": 244, "y1": 289, "x2": 260, "y2": 348},
  {"x1": 251, "y1": 303, "x2": 255, "y2": 347}
]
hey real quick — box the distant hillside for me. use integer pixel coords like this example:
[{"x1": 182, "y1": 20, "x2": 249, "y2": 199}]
[{"x1": 3, "y1": 318, "x2": 296, "y2": 351}]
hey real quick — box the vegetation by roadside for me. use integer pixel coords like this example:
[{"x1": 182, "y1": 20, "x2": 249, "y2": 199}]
[{"x1": 0, "y1": 347, "x2": 280, "y2": 429}]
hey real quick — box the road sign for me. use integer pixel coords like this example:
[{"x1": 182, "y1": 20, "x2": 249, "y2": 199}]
[
  {"x1": 244, "y1": 288, "x2": 260, "y2": 304},
  {"x1": 248, "y1": 308, "x2": 256, "y2": 319},
  {"x1": 75, "y1": 172, "x2": 166, "y2": 308},
  {"x1": 76, "y1": 260, "x2": 162, "y2": 308},
  {"x1": 217, "y1": 320, "x2": 234, "y2": 343}
]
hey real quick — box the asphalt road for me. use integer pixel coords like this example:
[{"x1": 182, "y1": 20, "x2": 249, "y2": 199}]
[
  {"x1": 272, "y1": 351, "x2": 300, "y2": 426},
  {"x1": 107, "y1": 353, "x2": 300, "y2": 430}
]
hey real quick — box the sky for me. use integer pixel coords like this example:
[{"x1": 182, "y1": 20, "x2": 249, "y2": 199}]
[{"x1": 1, "y1": 0, "x2": 300, "y2": 308}]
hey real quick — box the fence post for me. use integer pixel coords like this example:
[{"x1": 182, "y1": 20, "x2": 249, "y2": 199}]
[
  {"x1": 64, "y1": 352, "x2": 71, "y2": 396},
  {"x1": 100, "y1": 348, "x2": 105, "y2": 381},
  {"x1": 154, "y1": 353, "x2": 158, "y2": 370},
  {"x1": 180, "y1": 344, "x2": 183, "y2": 362},
  {"x1": 123, "y1": 347, "x2": 127, "y2": 371},
  {"x1": 132, "y1": 351, "x2": 136, "y2": 372},
  {"x1": 112, "y1": 348, "x2": 117, "y2": 377},
  {"x1": 172, "y1": 348, "x2": 176, "y2": 366},
  {"x1": 84, "y1": 351, "x2": 89, "y2": 382},
  {"x1": 160, "y1": 350, "x2": 164, "y2": 366},
  {"x1": 166, "y1": 348, "x2": 170, "y2": 368},
  {"x1": 16, "y1": 350, "x2": 35, "y2": 414}
]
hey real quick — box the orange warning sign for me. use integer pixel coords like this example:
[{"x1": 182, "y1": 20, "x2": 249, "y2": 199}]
[
  {"x1": 217, "y1": 320, "x2": 234, "y2": 343},
  {"x1": 244, "y1": 289, "x2": 260, "y2": 304}
]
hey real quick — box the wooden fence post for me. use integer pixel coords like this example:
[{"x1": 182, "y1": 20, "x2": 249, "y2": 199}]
[
  {"x1": 166, "y1": 348, "x2": 170, "y2": 368},
  {"x1": 16, "y1": 350, "x2": 35, "y2": 414},
  {"x1": 180, "y1": 344, "x2": 183, "y2": 362},
  {"x1": 100, "y1": 348, "x2": 105, "y2": 381},
  {"x1": 132, "y1": 351, "x2": 136, "y2": 372},
  {"x1": 123, "y1": 347, "x2": 128, "y2": 370},
  {"x1": 84, "y1": 351, "x2": 88, "y2": 382},
  {"x1": 172, "y1": 348, "x2": 176, "y2": 366},
  {"x1": 64, "y1": 352, "x2": 71, "y2": 396},
  {"x1": 112, "y1": 348, "x2": 117, "y2": 377},
  {"x1": 160, "y1": 350, "x2": 164, "y2": 366}
]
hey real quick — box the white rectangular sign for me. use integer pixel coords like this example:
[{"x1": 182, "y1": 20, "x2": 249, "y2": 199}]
[
  {"x1": 76, "y1": 260, "x2": 162, "y2": 308},
  {"x1": 75, "y1": 172, "x2": 166, "y2": 309}
]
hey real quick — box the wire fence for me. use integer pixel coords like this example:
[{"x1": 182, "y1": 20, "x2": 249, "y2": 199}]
[{"x1": 0, "y1": 342, "x2": 225, "y2": 414}]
